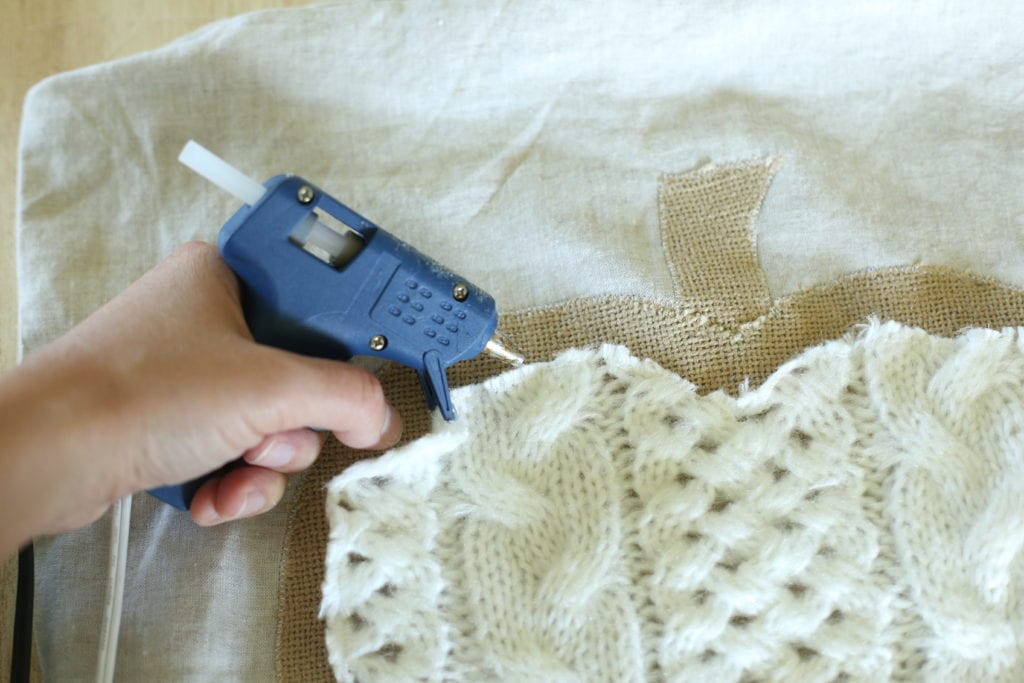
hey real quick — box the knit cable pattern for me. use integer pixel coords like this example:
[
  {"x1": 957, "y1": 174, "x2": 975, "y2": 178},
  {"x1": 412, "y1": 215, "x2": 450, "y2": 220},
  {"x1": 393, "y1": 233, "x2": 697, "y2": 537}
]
[{"x1": 321, "y1": 321, "x2": 1024, "y2": 682}]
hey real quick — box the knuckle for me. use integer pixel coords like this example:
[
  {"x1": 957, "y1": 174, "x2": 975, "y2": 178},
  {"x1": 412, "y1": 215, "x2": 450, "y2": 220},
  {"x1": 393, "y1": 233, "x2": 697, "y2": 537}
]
[
  {"x1": 171, "y1": 240, "x2": 217, "y2": 261},
  {"x1": 172, "y1": 240, "x2": 240, "y2": 302}
]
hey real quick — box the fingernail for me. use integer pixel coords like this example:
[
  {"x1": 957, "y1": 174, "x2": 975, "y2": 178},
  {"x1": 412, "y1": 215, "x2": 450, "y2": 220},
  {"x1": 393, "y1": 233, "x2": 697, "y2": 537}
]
[
  {"x1": 194, "y1": 507, "x2": 222, "y2": 526},
  {"x1": 380, "y1": 405, "x2": 395, "y2": 438},
  {"x1": 238, "y1": 491, "x2": 267, "y2": 518},
  {"x1": 380, "y1": 403, "x2": 399, "y2": 440},
  {"x1": 251, "y1": 438, "x2": 295, "y2": 468}
]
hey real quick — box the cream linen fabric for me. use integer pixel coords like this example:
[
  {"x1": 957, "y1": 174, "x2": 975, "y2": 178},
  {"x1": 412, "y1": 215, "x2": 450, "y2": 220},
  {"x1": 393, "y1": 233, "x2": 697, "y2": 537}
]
[{"x1": 16, "y1": 1, "x2": 1024, "y2": 679}]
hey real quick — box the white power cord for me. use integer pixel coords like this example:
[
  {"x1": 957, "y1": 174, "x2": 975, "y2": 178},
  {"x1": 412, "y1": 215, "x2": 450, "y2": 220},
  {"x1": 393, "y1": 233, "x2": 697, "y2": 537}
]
[
  {"x1": 95, "y1": 495, "x2": 132, "y2": 683},
  {"x1": 90, "y1": 142, "x2": 262, "y2": 682}
]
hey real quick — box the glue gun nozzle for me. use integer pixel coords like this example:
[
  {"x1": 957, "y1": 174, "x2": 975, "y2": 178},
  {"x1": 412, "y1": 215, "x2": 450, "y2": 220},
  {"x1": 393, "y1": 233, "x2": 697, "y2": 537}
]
[{"x1": 483, "y1": 331, "x2": 525, "y2": 367}]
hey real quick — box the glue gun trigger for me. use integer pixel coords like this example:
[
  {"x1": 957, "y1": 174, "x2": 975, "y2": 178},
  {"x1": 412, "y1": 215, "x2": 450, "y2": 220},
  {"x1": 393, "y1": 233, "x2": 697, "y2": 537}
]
[{"x1": 420, "y1": 350, "x2": 456, "y2": 420}]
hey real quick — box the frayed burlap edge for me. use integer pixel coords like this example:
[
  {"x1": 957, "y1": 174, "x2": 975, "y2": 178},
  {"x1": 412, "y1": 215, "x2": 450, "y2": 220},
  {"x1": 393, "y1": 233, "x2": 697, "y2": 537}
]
[{"x1": 275, "y1": 158, "x2": 1024, "y2": 681}]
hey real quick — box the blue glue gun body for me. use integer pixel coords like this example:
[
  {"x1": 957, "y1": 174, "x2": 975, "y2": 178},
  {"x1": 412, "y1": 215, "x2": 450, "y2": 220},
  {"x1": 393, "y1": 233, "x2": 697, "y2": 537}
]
[{"x1": 149, "y1": 175, "x2": 499, "y2": 510}]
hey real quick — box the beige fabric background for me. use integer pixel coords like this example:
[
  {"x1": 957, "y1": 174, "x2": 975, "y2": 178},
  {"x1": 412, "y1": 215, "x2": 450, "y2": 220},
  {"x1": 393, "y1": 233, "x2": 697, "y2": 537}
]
[{"x1": 13, "y1": 2, "x2": 1024, "y2": 679}]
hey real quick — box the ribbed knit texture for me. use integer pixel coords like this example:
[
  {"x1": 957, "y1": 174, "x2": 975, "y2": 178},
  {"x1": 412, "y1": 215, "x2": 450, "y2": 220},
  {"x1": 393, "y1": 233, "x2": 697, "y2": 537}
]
[{"x1": 322, "y1": 321, "x2": 1024, "y2": 682}]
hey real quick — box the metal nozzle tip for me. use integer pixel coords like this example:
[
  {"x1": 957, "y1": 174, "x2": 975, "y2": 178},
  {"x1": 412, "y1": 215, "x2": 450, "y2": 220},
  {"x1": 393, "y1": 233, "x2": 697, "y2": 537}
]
[{"x1": 483, "y1": 332, "x2": 525, "y2": 367}]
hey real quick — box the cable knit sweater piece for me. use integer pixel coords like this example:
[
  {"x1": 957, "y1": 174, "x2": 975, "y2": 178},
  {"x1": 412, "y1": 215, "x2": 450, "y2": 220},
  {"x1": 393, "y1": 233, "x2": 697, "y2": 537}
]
[{"x1": 321, "y1": 321, "x2": 1024, "y2": 682}]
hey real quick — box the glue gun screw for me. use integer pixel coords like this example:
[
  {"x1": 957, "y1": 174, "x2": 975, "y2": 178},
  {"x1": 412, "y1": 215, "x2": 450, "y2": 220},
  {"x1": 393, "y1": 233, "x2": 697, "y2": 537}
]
[
  {"x1": 369, "y1": 335, "x2": 388, "y2": 351},
  {"x1": 452, "y1": 283, "x2": 469, "y2": 301},
  {"x1": 296, "y1": 185, "x2": 315, "y2": 204}
]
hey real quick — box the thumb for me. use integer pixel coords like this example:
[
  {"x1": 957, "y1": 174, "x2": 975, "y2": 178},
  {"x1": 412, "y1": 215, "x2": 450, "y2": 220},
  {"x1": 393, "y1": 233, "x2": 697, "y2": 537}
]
[{"x1": 246, "y1": 346, "x2": 403, "y2": 450}]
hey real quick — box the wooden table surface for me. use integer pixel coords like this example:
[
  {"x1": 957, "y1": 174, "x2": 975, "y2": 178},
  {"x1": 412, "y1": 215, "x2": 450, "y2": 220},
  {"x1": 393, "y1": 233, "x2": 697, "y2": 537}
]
[{"x1": 0, "y1": 0, "x2": 314, "y2": 372}]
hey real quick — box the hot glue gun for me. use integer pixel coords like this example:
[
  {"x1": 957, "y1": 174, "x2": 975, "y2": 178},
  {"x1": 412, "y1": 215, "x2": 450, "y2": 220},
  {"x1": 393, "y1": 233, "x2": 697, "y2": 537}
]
[{"x1": 149, "y1": 141, "x2": 524, "y2": 510}]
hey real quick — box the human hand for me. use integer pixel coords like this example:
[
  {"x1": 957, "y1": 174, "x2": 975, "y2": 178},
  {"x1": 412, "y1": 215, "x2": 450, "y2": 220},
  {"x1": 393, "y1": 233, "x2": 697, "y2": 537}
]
[{"x1": 0, "y1": 242, "x2": 401, "y2": 550}]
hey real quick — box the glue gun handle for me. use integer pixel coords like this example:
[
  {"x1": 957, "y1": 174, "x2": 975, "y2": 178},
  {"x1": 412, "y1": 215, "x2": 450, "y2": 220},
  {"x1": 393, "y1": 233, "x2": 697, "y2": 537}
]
[{"x1": 146, "y1": 291, "x2": 347, "y2": 511}]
